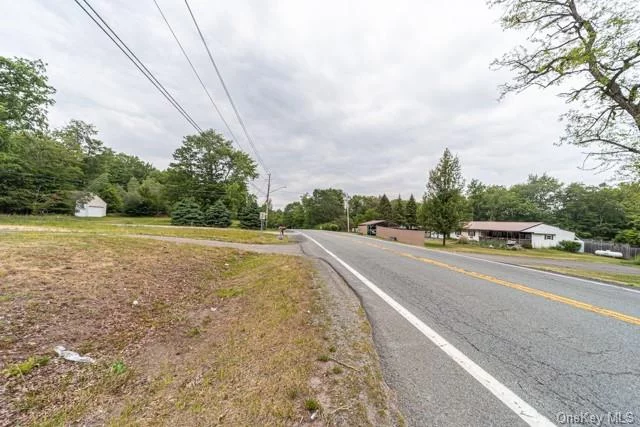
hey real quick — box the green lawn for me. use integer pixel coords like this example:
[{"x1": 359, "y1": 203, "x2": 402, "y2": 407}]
[
  {"x1": 0, "y1": 215, "x2": 286, "y2": 245},
  {"x1": 525, "y1": 265, "x2": 640, "y2": 287},
  {"x1": 424, "y1": 238, "x2": 639, "y2": 267}
]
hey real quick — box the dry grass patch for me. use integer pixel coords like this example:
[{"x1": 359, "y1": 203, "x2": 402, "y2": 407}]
[
  {"x1": 0, "y1": 215, "x2": 286, "y2": 244},
  {"x1": 0, "y1": 233, "x2": 326, "y2": 425}
]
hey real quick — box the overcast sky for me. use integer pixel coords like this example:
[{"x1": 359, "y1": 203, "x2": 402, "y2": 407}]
[{"x1": 1, "y1": 0, "x2": 614, "y2": 208}]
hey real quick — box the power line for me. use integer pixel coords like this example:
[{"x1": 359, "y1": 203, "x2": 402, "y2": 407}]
[
  {"x1": 73, "y1": 0, "x2": 267, "y2": 197},
  {"x1": 74, "y1": 0, "x2": 203, "y2": 133},
  {"x1": 183, "y1": 0, "x2": 270, "y2": 175},
  {"x1": 152, "y1": 0, "x2": 245, "y2": 151}
]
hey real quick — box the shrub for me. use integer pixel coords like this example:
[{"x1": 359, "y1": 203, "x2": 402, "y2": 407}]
[
  {"x1": 238, "y1": 200, "x2": 262, "y2": 229},
  {"x1": 521, "y1": 242, "x2": 533, "y2": 249},
  {"x1": 171, "y1": 199, "x2": 204, "y2": 226},
  {"x1": 456, "y1": 235, "x2": 469, "y2": 244},
  {"x1": 316, "y1": 223, "x2": 340, "y2": 231},
  {"x1": 204, "y1": 200, "x2": 232, "y2": 228},
  {"x1": 632, "y1": 255, "x2": 640, "y2": 265},
  {"x1": 557, "y1": 240, "x2": 581, "y2": 253}
]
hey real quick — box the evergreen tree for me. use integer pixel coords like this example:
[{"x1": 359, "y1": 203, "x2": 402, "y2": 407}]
[
  {"x1": 204, "y1": 199, "x2": 232, "y2": 228},
  {"x1": 239, "y1": 198, "x2": 262, "y2": 229},
  {"x1": 391, "y1": 194, "x2": 405, "y2": 226},
  {"x1": 424, "y1": 148, "x2": 466, "y2": 246},
  {"x1": 405, "y1": 194, "x2": 417, "y2": 229},
  {"x1": 171, "y1": 198, "x2": 203, "y2": 226},
  {"x1": 378, "y1": 194, "x2": 392, "y2": 220}
]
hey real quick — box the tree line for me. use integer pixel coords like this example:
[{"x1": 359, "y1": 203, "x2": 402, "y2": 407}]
[
  {"x1": 277, "y1": 149, "x2": 640, "y2": 245},
  {"x1": 0, "y1": 56, "x2": 264, "y2": 227}
]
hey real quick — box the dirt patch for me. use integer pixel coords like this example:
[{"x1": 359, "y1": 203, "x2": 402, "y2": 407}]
[{"x1": 0, "y1": 232, "x2": 402, "y2": 426}]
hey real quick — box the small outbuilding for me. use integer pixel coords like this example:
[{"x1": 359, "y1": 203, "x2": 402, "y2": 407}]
[
  {"x1": 358, "y1": 220, "x2": 394, "y2": 236},
  {"x1": 75, "y1": 193, "x2": 107, "y2": 218},
  {"x1": 454, "y1": 221, "x2": 582, "y2": 250}
]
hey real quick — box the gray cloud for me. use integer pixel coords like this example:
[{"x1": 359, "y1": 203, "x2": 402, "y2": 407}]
[{"x1": 1, "y1": 0, "x2": 615, "y2": 208}]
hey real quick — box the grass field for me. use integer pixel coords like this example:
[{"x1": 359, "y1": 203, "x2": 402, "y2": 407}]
[
  {"x1": 0, "y1": 232, "x2": 397, "y2": 425},
  {"x1": 0, "y1": 215, "x2": 284, "y2": 245},
  {"x1": 424, "y1": 238, "x2": 639, "y2": 267}
]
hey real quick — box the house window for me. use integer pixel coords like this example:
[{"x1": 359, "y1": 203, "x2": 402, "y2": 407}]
[
  {"x1": 456, "y1": 231, "x2": 461, "y2": 236},
  {"x1": 468, "y1": 231, "x2": 475, "y2": 237},
  {"x1": 544, "y1": 234, "x2": 554, "y2": 240}
]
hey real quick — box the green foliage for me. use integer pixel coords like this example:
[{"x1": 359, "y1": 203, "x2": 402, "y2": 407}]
[
  {"x1": 110, "y1": 360, "x2": 127, "y2": 375},
  {"x1": 301, "y1": 188, "x2": 345, "y2": 228},
  {"x1": 457, "y1": 235, "x2": 470, "y2": 244},
  {"x1": 304, "y1": 398, "x2": 320, "y2": 411},
  {"x1": 557, "y1": 240, "x2": 582, "y2": 253},
  {"x1": 238, "y1": 197, "x2": 262, "y2": 229},
  {"x1": 424, "y1": 148, "x2": 467, "y2": 245},
  {"x1": 316, "y1": 222, "x2": 340, "y2": 231},
  {"x1": 490, "y1": 0, "x2": 640, "y2": 169},
  {"x1": 171, "y1": 198, "x2": 204, "y2": 226},
  {"x1": 3, "y1": 355, "x2": 50, "y2": 377},
  {"x1": 391, "y1": 194, "x2": 405, "y2": 226},
  {"x1": 0, "y1": 56, "x2": 55, "y2": 133},
  {"x1": 378, "y1": 194, "x2": 392, "y2": 221},
  {"x1": 204, "y1": 199, "x2": 232, "y2": 228},
  {"x1": 166, "y1": 130, "x2": 257, "y2": 207},
  {"x1": 405, "y1": 194, "x2": 417, "y2": 229},
  {"x1": 283, "y1": 201, "x2": 305, "y2": 228},
  {"x1": 615, "y1": 229, "x2": 640, "y2": 246}
]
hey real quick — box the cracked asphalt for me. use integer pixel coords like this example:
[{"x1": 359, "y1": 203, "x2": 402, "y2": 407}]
[{"x1": 299, "y1": 231, "x2": 640, "y2": 426}]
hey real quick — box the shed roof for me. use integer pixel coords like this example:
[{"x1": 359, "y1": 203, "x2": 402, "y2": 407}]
[
  {"x1": 359, "y1": 219, "x2": 388, "y2": 226},
  {"x1": 463, "y1": 221, "x2": 543, "y2": 232}
]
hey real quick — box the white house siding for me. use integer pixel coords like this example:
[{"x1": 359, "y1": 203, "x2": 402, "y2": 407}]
[{"x1": 526, "y1": 224, "x2": 581, "y2": 250}]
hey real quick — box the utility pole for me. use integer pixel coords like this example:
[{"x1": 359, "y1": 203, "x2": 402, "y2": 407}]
[{"x1": 264, "y1": 172, "x2": 271, "y2": 230}]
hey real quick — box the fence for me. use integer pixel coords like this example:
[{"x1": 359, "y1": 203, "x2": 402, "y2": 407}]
[
  {"x1": 582, "y1": 239, "x2": 640, "y2": 260},
  {"x1": 376, "y1": 226, "x2": 426, "y2": 247}
]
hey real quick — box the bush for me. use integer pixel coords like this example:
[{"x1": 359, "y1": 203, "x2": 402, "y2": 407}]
[
  {"x1": 316, "y1": 223, "x2": 340, "y2": 231},
  {"x1": 238, "y1": 200, "x2": 262, "y2": 229},
  {"x1": 478, "y1": 239, "x2": 506, "y2": 249},
  {"x1": 557, "y1": 240, "x2": 581, "y2": 253},
  {"x1": 632, "y1": 255, "x2": 640, "y2": 265},
  {"x1": 171, "y1": 199, "x2": 203, "y2": 226},
  {"x1": 456, "y1": 235, "x2": 469, "y2": 244},
  {"x1": 204, "y1": 200, "x2": 232, "y2": 228}
]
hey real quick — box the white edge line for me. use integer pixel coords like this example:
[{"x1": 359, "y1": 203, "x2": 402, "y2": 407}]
[
  {"x1": 301, "y1": 232, "x2": 555, "y2": 427},
  {"x1": 332, "y1": 231, "x2": 640, "y2": 295}
]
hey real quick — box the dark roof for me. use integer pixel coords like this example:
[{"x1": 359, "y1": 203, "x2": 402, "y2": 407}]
[
  {"x1": 359, "y1": 219, "x2": 388, "y2": 226},
  {"x1": 463, "y1": 221, "x2": 543, "y2": 232}
]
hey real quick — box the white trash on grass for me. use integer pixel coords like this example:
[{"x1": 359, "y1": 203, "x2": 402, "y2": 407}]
[{"x1": 54, "y1": 345, "x2": 95, "y2": 363}]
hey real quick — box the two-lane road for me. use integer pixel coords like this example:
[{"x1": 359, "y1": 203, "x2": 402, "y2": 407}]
[{"x1": 299, "y1": 231, "x2": 640, "y2": 426}]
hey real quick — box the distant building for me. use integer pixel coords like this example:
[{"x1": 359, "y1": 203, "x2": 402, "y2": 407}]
[
  {"x1": 75, "y1": 193, "x2": 107, "y2": 218},
  {"x1": 358, "y1": 220, "x2": 395, "y2": 236},
  {"x1": 453, "y1": 221, "x2": 582, "y2": 250}
]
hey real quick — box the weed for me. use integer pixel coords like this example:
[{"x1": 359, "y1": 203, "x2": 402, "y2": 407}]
[
  {"x1": 328, "y1": 345, "x2": 336, "y2": 353},
  {"x1": 187, "y1": 327, "x2": 201, "y2": 337},
  {"x1": 111, "y1": 360, "x2": 127, "y2": 375},
  {"x1": 3, "y1": 355, "x2": 50, "y2": 377},
  {"x1": 332, "y1": 366, "x2": 344, "y2": 374},
  {"x1": 317, "y1": 354, "x2": 330, "y2": 362},
  {"x1": 304, "y1": 398, "x2": 320, "y2": 411},
  {"x1": 287, "y1": 388, "x2": 299, "y2": 399},
  {"x1": 214, "y1": 288, "x2": 244, "y2": 298}
]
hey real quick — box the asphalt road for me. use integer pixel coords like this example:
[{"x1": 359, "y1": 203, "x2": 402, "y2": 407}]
[{"x1": 299, "y1": 231, "x2": 640, "y2": 427}]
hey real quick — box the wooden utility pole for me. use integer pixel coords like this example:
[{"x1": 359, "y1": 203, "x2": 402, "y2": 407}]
[{"x1": 264, "y1": 173, "x2": 271, "y2": 229}]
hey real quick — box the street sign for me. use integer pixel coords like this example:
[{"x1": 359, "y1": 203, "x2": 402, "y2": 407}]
[{"x1": 260, "y1": 212, "x2": 266, "y2": 220}]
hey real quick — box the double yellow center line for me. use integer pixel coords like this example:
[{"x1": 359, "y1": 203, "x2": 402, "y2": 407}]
[{"x1": 363, "y1": 241, "x2": 640, "y2": 327}]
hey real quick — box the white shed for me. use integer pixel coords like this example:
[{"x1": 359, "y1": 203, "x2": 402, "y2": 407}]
[{"x1": 75, "y1": 193, "x2": 107, "y2": 217}]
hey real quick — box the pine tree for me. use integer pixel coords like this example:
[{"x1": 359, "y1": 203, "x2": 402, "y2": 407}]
[
  {"x1": 171, "y1": 198, "x2": 204, "y2": 226},
  {"x1": 424, "y1": 148, "x2": 466, "y2": 245},
  {"x1": 405, "y1": 194, "x2": 417, "y2": 229},
  {"x1": 204, "y1": 199, "x2": 232, "y2": 228},
  {"x1": 378, "y1": 194, "x2": 392, "y2": 220},
  {"x1": 239, "y1": 199, "x2": 262, "y2": 229},
  {"x1": 391, "y1": 194, "x2": 405, "y2": 226}
]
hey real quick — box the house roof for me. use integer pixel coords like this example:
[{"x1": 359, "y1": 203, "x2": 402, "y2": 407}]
[
  {"x1": 463, "y1": 221, "x2": 543, "y2": 232},
  {"x1": 359, "y1": 219, "x2": 388, "y2": 226}
]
